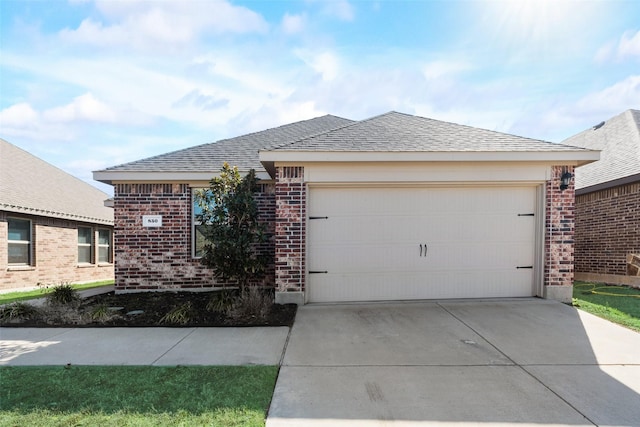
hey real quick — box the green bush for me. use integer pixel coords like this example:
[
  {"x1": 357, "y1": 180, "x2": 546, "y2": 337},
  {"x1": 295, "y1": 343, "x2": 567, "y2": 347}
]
[
  {"x1": 0, "y1": 302, "x2": 40, "y2": 322},
  {"x1": 46, "y1": 284, "x2": 80, "y2": 307}
]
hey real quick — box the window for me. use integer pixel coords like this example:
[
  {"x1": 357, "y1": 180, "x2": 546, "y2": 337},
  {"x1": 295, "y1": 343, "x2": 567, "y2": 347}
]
[
  {"x1": 97, "y1": 229, "x2": 112, "y2": 263},
  {"x1": 78, "y1": 227, "x2": 93, "y2": 264},
  {"x1": 8, "y1": 218, "x2": 31, "y2": 265},
  {"x1": 192, "y1": 189, "x2": 212, "y2": 258}
]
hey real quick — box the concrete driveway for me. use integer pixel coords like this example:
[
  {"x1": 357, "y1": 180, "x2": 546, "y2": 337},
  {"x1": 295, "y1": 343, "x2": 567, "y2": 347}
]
[{"x1": 267, "y1": 298, "x2": 640, "y2": 427}]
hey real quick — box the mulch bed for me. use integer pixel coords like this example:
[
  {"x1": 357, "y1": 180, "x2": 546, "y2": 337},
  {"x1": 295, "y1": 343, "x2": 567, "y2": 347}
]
[{"x1": 1, "y1": 291, "x2": 297, "y2": 328}]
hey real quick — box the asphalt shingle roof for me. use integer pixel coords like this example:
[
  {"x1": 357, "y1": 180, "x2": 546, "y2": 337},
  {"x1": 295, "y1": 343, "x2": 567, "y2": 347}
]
[
  {"x1": 98, "y1": 115, "x2": 354, "y2": 173},
  {"x1": 1, "y1": 139, "x2": 113, "y2": 224},
  {"x1": 561, "y1": 109, "x2": 640, "y2": 190},
  {"x1": 266, "y1": 111, "x2": 585, "y2": 152}
]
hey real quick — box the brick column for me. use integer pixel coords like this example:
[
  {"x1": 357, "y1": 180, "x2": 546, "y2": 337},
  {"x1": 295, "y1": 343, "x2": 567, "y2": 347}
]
[
  {"x1": 274, "y1": 166, "x2": 306, "y2": 305},
  {"x1": 544, "y1": 165, "x2": 575, "y2": 303}
]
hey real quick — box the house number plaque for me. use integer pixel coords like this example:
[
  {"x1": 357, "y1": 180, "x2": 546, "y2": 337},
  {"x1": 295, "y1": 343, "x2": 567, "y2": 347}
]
[{"x1": 142, "y1": 215, "x2": 163, "y2": 227}]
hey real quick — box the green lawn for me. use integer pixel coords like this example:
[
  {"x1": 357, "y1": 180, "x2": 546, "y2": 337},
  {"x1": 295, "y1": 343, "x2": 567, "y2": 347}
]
[
  {"x1": 0, "y1": 280, "x2": 114, "y2": 305},
  {"x1": 0, "y1": 365, "x2": 278, "y2": 427},
  {"x1": 573, "y1": 282, "x2": 640, "y2": 332}
]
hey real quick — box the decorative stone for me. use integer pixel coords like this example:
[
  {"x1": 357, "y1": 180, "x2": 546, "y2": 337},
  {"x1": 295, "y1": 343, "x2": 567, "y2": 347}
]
[
  {"x1": 126, "y1": 310, "x2": 144, "y2": 316},
  {"x1": 107, "y1": 306, "x2": 124, "y2": 311}
]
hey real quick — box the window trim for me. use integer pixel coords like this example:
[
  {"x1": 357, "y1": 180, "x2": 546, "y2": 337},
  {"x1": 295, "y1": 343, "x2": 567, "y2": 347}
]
[
  {"x1": 192, "y1": 188, "x2": 215, "y2": 259},
  {"x1": 97, "y1": 228, "x2": 112, "y2": 264},
  {"x1": 7, "y1": 217, "x2": 32, "y2": 266},
  {"x1": 77, "y1": 226, "x2": 94, "y2": 265}
]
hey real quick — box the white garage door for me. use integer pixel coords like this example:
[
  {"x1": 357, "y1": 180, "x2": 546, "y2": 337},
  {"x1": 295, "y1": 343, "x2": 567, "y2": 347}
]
[{"x1": 307, "y1": 186, "x2": 537, "y2": 303}]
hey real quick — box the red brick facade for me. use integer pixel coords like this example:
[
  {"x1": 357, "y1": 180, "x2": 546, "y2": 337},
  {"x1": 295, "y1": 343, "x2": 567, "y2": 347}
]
[
  {"x1": 544, "y1": 166, "x2": 575, "y2": 290},
  {"x1": 0, "y1": 212, "x2": 114, "y2": 290},
  {"x1": 274, "y1": 167, "x2": 306, "y2": 295},
  {"x1": 112, "y1": 182, "x2": 275, "y2": 291},
  {"x1": 575, "y1": 182, "x2": 640, "y2": 279},
  {"x1": 110, "y1": 165, "x2": 579, "y2": 302}
]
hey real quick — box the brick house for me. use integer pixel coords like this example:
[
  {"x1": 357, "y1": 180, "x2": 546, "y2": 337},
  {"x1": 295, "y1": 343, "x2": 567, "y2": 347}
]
[
  {"x1": 1, "y1": 139, "x2": 114, "y2": 290},
  {"x1": 563, "y1": 109, "x2": 640, "y2": 288},
  {"x1": 94, "y1": 112, "x2": 598, "y2": 304}
]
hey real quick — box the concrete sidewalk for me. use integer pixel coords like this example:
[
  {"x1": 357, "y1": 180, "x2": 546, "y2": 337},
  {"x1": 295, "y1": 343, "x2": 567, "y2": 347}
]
[{"x1": 0, "y1": 326, "x2": 290, "y2": 366}]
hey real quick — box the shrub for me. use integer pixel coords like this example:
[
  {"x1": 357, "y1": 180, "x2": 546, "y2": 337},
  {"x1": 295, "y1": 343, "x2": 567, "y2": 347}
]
[
  {"x1": 194, "y1": 163, "x2": 268, "y2": 289},
  {"x1": 227, "y1": 286, "x2": 273, "y2": 321},
  {"x1": 46, "y1": 284, "x2": 80, "y2": 307},
  {"x1": 0, "y1": 302, "x2": 40, "y2": 322},
  {"x1": 89, "y1": 304, "x2": 120, "y2": 323},
  {"x1": 159, "y1": 302, "x2": 194, "y2": 325},
  {"x1": 206, "y1": 289, "x2": 238, "y2": 313}
]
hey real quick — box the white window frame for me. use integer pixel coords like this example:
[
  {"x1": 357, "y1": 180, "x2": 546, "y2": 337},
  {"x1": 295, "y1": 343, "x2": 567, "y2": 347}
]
[
  {"x1": 77, "y1": 226, "x2": 94, "y2": 264},
  {"x1": 97, "y1": 229, "x2": 112, "y2": 264},
  {"x1": 8, "y1": 217, "x2": 32, "y2": 266}
]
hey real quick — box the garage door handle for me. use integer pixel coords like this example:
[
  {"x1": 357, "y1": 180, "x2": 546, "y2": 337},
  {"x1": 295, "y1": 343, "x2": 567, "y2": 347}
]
[{"x1": 420, "y1": 244, "x2": 428, "y2": 257}]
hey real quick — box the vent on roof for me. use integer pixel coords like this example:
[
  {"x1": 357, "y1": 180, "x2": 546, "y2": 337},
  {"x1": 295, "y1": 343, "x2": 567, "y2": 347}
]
[{"x1": 593, "y1": 121, "x2": 605, "y2": 130}]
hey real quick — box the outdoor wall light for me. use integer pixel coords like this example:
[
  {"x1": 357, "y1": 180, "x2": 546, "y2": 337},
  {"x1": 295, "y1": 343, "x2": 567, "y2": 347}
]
[{"x1": 560, "y1": 169, "x2": 573, "y2": 191}]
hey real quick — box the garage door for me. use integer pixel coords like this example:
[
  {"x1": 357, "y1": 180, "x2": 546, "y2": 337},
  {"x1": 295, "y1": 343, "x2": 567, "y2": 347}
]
[{"x1": 307, "y1": 186, "x2": 537, "y2": 302}]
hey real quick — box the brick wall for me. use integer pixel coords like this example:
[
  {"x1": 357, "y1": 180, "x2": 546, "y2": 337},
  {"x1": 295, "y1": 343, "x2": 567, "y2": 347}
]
[
  {"x1": 0, "y1": 212, "x2": 114, "y2": 290},
  {"x1": 544, "y1": 166, "x2": 575, "y2": 288},
  {"x1": 575, "y1": 181, "x2": 640, "y2": 276},
  {"x1": 113, "y1": 182, "x2": 275, "y2": 291},
  {"x1": 274, "y1": 167, "x2": 306, "y2": 295}
]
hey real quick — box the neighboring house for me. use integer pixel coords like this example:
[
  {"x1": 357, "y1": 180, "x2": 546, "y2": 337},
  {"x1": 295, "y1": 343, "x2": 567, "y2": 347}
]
[
  {"x1": 1, "y1": 139, "x2": 114, "y2": 290},
  {"x1": 94, "y1": 112, "x2": 598, "y2": 304},
  {"x1": 563, "y1": 109, "x2": 640, "y2": 288}
]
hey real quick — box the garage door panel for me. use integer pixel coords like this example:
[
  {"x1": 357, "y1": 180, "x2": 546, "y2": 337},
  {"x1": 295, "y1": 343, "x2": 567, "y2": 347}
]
[
  {"x1": 309, "y1": 269, "x2": 534, "y2": 302},
  {"x1": 308, "y1": 186, "x2": 538, "y2": 302}
]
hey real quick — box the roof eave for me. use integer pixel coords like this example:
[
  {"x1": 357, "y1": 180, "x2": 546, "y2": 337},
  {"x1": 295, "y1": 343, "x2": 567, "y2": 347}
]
[
  {"x1": 93, "y1": 169, "x2": 272, "y2": 185},
  {"x1": 259, "y1": 150, "x2": 600, "y2": 169}
]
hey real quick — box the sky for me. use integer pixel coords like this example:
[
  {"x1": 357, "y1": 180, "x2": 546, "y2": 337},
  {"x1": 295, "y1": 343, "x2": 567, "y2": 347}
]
[{"x1": 1, "y1": 0, "x2": 639, "y2": 196}]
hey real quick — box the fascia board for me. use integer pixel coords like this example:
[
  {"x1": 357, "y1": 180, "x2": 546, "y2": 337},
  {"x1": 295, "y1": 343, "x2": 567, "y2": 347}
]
[
  {"x1": 259, "y1": 150, "x2": 600, "y2": 165},
  {"x1": 93, "y1": 170, "x2": 272, "y2": 185}
]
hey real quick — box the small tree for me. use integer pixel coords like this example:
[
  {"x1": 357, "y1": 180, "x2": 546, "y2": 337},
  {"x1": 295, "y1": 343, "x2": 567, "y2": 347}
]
[{"x1": 194, "y1": 163, "x2": 267, "y2": 289}]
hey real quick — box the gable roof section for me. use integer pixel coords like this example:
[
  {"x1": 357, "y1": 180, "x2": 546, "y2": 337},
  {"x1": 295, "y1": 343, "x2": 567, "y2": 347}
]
[
  {"x1": 260, "y1": 111, "x2": 599, "y2": 172},
  {"x1": 1, "y1": 139, "x2": 113, "y2": 225},
  {"x1": 561, "y1": 109, "x2": 640, "y2": 192},
  {"x1": 94, "y1": 114, "x2": 354, "y2": 184}
]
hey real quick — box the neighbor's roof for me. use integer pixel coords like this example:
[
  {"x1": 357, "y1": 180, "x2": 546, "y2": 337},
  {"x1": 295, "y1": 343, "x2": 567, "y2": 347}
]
[
  {"x1": 562, "y1": 109, "x2": 640, "y2": 192},
  {"x1": 0, "y1": 139, "x2": 113, "y2": 225},
  {"x1": 94, "y1": 114, "x2": 354, "y2": 184},
  {"x1": 260, "y1": 111, "x2": 599, "y2": 170}
]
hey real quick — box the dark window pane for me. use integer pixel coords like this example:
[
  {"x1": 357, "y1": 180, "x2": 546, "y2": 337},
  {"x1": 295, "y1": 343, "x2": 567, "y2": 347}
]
[
  {"x1": 98, "y1": 230, "x2": 110, "y2": 245},
  {"x1": 78, "y1": 227, "x2": 92, "y2": 244},
  {"x1": 8, "y1": 219, "x2": 30, "y2": 241}
]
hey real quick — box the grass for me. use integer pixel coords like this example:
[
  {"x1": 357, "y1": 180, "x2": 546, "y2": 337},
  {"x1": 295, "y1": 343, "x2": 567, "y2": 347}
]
[
  {"x1": 0, "y1": 280, "x2": 114, "y2": 305},
  {"x1": 0, "y1": 365, "x2": 278, "y2": 427},
  {"x1": 573, "y1": 282, "x2": 640, "y2": 332}
]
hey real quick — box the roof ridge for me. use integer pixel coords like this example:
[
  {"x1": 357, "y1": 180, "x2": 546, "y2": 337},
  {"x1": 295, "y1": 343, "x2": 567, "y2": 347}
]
[
  {"x1": 263, "y1": 114, "x2": 360, "y2": 150},
  {"x1": 99, "y1": 114, "x2": 353, "y2": 171}
]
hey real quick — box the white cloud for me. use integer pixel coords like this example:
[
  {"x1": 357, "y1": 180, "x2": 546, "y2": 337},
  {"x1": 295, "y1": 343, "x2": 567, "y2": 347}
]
[
  {"x1": 422, "y1": 60, "x2": 472, "y2": 80},
  {"x1": 0, "y1": 102, "x2": 39, "y2": 128},
  {"x1": 295, "y1": 49, "x2": 340, "y2": 81},
  {"x1": 281, "y1": 13, "x2": 306, "y2": 34},
  {"x1": 59, "y1": 0, "x2": 268, "y2": 50},
  {"x1": 510, "y1": 75, "x2": 640, "y2": 141},
  {"x1": 596, "y1": 29, "x2": 640, "y2": 62},
  {"x1": 618, "y1": 29, "x2": 640, "y2": 59},
  {"x1": 323, "y1": 0, "x2": 355, "y2": 21},
  {"x1": 43, "y1": 93, "x2": 117, "y2": 123},
  {"x1": 575, "y1": 75, "x2": 640, "y2": 113}
]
